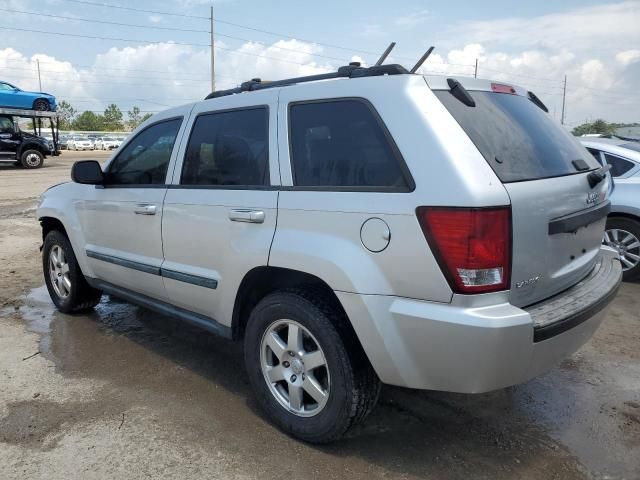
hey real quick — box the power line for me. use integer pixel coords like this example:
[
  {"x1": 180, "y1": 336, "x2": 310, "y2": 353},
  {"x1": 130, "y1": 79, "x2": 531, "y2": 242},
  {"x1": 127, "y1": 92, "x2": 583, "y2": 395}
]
[
  {"x1": 1, "y1": 8, "x2": 350, "y2": 63},
  {"x1": 0, "y1": 26, "x2": 335, "y2": 66},
  {"x1": 0, "y1": 9, "x2": 211, "y2": 33},
  {"x1": 61, "y1": 0, "x2": 209, "y2": 20}
]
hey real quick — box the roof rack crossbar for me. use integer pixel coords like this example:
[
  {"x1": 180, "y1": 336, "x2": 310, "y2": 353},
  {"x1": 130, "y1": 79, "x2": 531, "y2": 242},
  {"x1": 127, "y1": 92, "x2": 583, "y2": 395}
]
[
  {"x1": 204, "y1": 62, "x2": 409, "y2": 100},
  {"x1": 410, "y1": 46, "x2": 435, "y2": 73},
  {"x1": 374, "y1": 42, "x2": 396, "y2": 66}
]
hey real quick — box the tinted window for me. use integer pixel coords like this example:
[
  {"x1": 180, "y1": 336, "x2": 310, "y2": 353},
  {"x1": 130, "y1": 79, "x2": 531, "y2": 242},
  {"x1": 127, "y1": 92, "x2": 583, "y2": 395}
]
[
  {"x1": 0, "y1": 117, "x2": 13, "y2": 132},
  {"x1": 434, "y1": 90, "x2": 600, "y2": 183},
  {"x1": 603, "y1": 153, "x2": 636, "y2": 177},
  {"x1": 289, "y1": 100, "x2": 409, "y2": 189},
  {"x1": 107, "y1": 118, "x2": 181, "y2": 185},
  {"x1": 585, "y1": 148, "x2": 603, "y2": 164},
  {"x1": 181, "y1": 108, "x2": 269, "y2": 186},
  {"x1": 622, "y1": 142, "x2": 640, "y2": 153}
]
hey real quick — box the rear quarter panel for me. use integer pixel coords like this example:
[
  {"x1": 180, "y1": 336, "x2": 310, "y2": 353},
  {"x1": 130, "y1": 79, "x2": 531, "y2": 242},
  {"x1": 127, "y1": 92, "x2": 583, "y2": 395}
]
[{"x1": 270, "y1": 75, "x2": 510, "y2": 301}]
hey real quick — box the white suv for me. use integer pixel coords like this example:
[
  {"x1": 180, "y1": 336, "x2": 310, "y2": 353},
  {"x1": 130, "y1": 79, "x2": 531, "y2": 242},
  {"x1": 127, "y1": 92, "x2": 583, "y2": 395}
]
[{"x1": 37, "y1": 63, "x2": 622, "y2": 442}]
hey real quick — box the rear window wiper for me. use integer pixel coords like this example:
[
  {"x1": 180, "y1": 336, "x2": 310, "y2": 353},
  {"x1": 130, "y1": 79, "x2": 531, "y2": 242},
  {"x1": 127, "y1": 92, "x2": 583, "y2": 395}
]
[
  {"x1": 588, "y1": 163, "x2": 612, "y2": 188},
  {"x1": 527, "y1": 91, "x2": 549, "y2": 112},
  {"x1": 446, "y1": 78, "x2": 475, "y2": 107}
]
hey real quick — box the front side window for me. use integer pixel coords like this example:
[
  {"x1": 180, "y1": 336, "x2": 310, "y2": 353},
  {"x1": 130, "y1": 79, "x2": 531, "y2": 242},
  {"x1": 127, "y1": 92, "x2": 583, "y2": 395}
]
[
  {"x1": 181, "y1": 108, "x2": 269, "y2": 186},
  {"x1": 603, "y1": 153, "x2": 636, "y2": 177},
  {"x1": 107, "y1": 118, "x2": 182, "y2": 185},
  {"x1": 289, "y1": 99, "x2": 410, "y2": 189},
  {"x1": 0, "y1": 117, "x2": 13, "y2": 132},
  {"x1": 0, "y1": 83, "x2": 14, "y2": 91}
]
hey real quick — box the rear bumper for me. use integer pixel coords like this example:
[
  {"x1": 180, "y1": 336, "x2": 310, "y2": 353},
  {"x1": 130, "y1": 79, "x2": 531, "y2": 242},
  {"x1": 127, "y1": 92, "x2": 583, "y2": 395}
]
[{"x1": 338, "y1": 247, "x2": 621, "y2": 393}]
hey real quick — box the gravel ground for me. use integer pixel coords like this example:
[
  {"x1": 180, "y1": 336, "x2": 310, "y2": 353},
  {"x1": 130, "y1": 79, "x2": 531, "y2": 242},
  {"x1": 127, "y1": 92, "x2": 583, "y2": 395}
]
[{"x1": 0, "y1": 151, "x2": 639, "y2": 480}]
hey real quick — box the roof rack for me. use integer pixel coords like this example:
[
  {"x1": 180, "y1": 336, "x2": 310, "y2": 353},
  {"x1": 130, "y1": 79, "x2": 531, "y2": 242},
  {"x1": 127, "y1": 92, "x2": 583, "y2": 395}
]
[{"x1": 204, "y1": 43, "x2": 435, "y2": 100}]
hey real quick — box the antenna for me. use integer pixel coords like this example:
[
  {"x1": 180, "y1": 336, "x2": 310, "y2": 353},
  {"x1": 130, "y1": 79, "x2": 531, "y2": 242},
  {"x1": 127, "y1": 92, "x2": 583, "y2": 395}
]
[
  {"x1": 410, "y1": 46, "x2": 435, "y2": 73},
  {"x1": 374, "y1": 42, "x2": 396, "y2": 66}
]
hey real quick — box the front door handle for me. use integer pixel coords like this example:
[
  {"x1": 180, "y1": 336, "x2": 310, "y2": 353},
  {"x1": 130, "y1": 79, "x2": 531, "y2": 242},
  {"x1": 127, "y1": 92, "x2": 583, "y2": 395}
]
[
  {"x1": 228, "y1": 209, "x2": 265, "y2": 224},
  {"x1": 134, "y1": 204, "x2": 157, "y2": 215}
]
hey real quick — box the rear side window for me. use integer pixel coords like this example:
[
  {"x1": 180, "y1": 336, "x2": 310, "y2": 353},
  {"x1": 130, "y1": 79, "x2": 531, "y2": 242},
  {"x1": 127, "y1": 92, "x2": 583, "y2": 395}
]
[
  {"x1": 434, "y1": 90, "x2": 600, "y2": 183},
  {"x1": 107, "y1": 118, "x2": 182, "y2": 185},
  {"x1": 289, "y1": 99, "x2": 410, "y2": 190},
  {"x1": 603, "y1": 153, "x2": 636, "y2": 177},
  {"x1": 181, "y1": 108, "x2": 269, "y2": 186}
]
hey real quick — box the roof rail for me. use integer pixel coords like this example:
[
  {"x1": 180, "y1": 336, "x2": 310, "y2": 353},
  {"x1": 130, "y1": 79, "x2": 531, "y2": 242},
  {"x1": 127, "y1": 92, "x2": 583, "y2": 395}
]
[
  {"x1": 204, "y1": 62, "x2": 409, "y2": 100},
  {"x1": 203, "y1": 43, "x2": 436, "y2": 100}
]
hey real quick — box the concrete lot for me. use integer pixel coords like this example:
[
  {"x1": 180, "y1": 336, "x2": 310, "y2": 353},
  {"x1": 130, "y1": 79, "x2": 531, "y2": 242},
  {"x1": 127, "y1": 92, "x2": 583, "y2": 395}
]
[{"x1": 0, "y1": 151, "x2": 639, "y2": 479}]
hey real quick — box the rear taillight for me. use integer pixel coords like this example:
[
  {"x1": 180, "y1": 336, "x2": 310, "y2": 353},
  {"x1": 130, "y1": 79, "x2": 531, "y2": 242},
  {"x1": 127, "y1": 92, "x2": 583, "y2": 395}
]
[{"x1": 416, "y1": 207, "x2": 512, "y2": 294}]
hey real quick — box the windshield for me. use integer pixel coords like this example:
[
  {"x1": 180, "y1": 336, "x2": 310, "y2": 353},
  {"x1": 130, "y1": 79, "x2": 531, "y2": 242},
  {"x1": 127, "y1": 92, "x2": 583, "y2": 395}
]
[
  {"x1": 103, "y1": 137, "x2": 115, "y2": 141},
  {"x1": 434, "y1": 90, "x2": 601, "y2": 183}
]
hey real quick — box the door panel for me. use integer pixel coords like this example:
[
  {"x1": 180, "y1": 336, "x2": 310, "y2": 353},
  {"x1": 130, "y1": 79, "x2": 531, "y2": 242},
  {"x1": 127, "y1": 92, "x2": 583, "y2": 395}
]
[
  {"x1": 77, "y1": 115, "x2": 188, "y2": 301},
  {"x1": 162, "y1": 90, "x2": 280, "y2": 326},
  {"x1": 79, "y1": 187, "x2": 168, "y2": 300}
]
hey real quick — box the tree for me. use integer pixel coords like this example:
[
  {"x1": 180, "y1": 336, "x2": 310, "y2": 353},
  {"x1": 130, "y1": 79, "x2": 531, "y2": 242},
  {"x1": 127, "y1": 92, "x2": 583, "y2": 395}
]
[
  {"x1": 103, "y1": 104, "x2": 123, "y2": 131},
  {"x1": 571, "y1": 119, "x2": 616, "y2": 136},
  {"x1": 72, "y1": 111, "x2": 104, "y2": 131},
  {"x1": 57, "y1": 100, "x2": 76, "y2": 130},
  {"x1": 127, "y1": 107, "x2": 153, "y2": 130},
  {"x1": 127, "y1": 106, "x2": 142, "y2": 130}
]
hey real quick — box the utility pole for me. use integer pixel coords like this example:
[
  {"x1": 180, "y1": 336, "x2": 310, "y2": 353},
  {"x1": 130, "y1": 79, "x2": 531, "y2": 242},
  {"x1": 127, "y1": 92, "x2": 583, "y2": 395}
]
[
  {"x1": 474, "y1": 58, "x2": 478, "y2": 79},
  {"x1": 36, "y1": 59, "x2": 42, "y2": 91},
  {"x1": 561, "y1": 75, "x2": 567, "y2": 125},
  {"x1": 210, "y1": 6, "x2": 215, "y2": 93}
]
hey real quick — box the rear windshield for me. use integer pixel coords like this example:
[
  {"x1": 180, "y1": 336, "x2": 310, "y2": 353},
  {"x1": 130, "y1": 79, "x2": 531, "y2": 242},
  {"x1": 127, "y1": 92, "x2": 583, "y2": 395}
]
[{"x1": 434, "y1": 90, "x2": 600, "y2": 183}]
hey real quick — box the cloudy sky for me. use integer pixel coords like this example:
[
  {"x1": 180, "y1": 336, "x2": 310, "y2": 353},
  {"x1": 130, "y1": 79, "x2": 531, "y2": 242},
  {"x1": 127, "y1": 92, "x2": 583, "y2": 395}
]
[{"x1": 0, "y1": 0, "x2": 638, "y2": 125}]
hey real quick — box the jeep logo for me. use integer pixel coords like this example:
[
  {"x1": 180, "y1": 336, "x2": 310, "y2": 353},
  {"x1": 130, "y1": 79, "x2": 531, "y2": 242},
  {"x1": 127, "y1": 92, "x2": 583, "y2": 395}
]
[{"x1": 586, "y1": 192, "x2": 600, "y2": 205}]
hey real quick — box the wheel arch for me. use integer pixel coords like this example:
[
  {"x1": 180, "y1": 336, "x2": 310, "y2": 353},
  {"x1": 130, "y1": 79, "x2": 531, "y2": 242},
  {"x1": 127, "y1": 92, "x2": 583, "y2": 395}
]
[
  {"x1": 19, "y1": 143, "x2": 47, "y2": 156},
  {"x1": 231, "y1": 266, "x2": 357, "y2": 343},
  {"x1": 40, "y1": 216, "x2": 69, "y2": 242},
  {"x1": 607, "y1": 212, "x2": 640, "y2": 223},
  {"x1": 32, "y1": 97, "x2": 50, "y2": 109}
]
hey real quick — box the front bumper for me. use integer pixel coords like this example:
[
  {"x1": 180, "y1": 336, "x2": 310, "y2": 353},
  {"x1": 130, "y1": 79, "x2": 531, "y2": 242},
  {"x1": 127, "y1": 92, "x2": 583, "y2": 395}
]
[{"x1": 338, "y1": 247, "x2": 621, "y2": 393}]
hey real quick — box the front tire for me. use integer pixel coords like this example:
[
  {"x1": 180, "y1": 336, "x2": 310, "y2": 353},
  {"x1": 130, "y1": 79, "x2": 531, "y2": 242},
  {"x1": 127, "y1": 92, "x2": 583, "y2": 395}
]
[
  {"x1": 604, "y1": 217, "x2": 640, "y2": 281},
  {"x1": 43, "y1": 230, "x2": 102, "y2": 313},
  {"x1": 33, "y1": 99, "x2": 50, "y2": 111},
  {"x1": 20, "y1": 149, "x2": 43, "y2": 168},
  {"x1": 244, "y1": 289, "x2": 380, "y2": 443}
]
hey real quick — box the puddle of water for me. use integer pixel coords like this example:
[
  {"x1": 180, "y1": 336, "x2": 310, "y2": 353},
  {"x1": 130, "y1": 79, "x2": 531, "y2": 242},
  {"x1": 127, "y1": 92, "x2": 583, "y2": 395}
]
[{"x1": 5, "y1": 285, "x2": 639, "y2": 479}]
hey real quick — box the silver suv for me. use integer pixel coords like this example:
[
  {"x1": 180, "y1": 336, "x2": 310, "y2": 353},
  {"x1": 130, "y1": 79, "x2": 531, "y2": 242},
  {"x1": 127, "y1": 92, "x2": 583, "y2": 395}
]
[{"x1": 37, "y1": 63, "x2": 622, "y2": 443}]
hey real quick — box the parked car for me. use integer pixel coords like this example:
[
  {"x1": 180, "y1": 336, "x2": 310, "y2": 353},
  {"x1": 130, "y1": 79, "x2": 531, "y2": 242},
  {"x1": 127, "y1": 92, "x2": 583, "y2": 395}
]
[
  {"x1": 581, "y1": 137, "x2": 640, "y2": 280},
  {"x1": 58, "y1": 135, "x2": 70, "y2": 150},
  {"x1": 67, "y1": 136, "x2": 94, "y2": 151},
  {"x1": 94, "y1": 136, "x2": 121, "y2": 150},
  {"x1": 0, "y1": 115, "x2": 52, "y2": 168},
  {"x1": 0, "y1": 81, "x2": 57, "y2": 111},
  {"x1": 38, "y1": 64, "x2": 622, "y2": 443}
]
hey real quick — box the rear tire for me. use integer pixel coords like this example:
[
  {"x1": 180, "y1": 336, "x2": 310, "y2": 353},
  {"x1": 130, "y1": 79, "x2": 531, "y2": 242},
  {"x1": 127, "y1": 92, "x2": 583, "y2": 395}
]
[
  {"x1": 33, "y1": 99, "x2": 50, "y2": 111},
  {"x1": 244, "y1": 289, "x2": 380, "y2": 443},
  {"x1": 604, "y1": 217, "x2": 640, "y2": 281},
  {"x1": 43, "y1": 230, "x2": 102, "y2": 313},
  {"x1": 20, "y1": 149, "x2": 43, "y2": 169}
]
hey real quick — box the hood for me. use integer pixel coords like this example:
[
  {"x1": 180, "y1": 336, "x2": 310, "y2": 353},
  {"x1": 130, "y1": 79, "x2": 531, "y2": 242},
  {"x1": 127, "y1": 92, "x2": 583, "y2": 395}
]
[
  {"x1": 23, "y1": 89, "x2": 55, "y2": 98},
  {"x1": 20, "y1": 131, "x2": 48, "y2": 143}
]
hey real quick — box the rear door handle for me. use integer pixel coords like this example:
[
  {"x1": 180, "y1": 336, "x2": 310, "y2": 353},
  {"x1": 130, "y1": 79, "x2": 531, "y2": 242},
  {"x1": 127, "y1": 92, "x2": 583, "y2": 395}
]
[
  {"x1": 134, "y1": 204, "x2": 157, "y2": 215},
  {"x1": 228, "y1": 209, "x2": 265, "y2": 224}
]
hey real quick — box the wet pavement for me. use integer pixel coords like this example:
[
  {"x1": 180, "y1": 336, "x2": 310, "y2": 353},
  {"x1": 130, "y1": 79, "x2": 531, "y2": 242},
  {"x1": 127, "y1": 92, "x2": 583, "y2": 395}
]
[{"x1": 1, "y1": 283, "x2": 638, "y2": 479}]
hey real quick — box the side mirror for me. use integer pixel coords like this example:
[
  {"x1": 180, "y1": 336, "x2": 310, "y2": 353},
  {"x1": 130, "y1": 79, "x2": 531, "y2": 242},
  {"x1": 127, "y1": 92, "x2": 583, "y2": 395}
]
[{"x1": 71, "y1": 160, "x2": 104, "y2": 185}]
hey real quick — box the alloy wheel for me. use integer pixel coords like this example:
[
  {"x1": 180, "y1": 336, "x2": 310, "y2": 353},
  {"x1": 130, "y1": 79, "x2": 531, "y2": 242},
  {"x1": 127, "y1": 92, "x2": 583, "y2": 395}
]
[
  {"x1": 604, "y1": 228, "x2": 640, "y2": 271},
  {"x1": 49, "y1": 245, "x2": 71, "y2": 298},
  {"x1": 260, "y1": 319, "x2": 330, "y2": 417}
]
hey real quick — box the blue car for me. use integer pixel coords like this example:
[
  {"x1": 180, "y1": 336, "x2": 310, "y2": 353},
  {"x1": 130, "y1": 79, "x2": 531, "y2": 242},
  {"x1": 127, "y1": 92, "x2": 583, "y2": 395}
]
[{"x1": 0, "y1": 81, "x2": 57, "y2": 111}]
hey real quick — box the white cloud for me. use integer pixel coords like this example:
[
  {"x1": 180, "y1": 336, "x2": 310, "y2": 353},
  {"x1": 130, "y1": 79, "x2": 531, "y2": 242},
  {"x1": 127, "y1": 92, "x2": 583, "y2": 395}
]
[
  {"x1": 394, "y1": 9, "x2": 429, "y2": 29},
  {"x1": 148, "y1": 15, "x2": 163, "y2": 24},
  {"x1": 616, "y1": 49, "x2": 640, "y2": 66}
]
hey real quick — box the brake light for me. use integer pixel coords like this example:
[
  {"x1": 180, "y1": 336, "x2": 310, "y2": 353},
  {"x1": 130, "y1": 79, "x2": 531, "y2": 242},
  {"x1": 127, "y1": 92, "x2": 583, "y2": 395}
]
[
  {"x1": 416, "y1": 207, "x2": 512, "y2": 294},
  {"x1": 491, "y1": 83, "x2": 516, "y2": 95}
]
